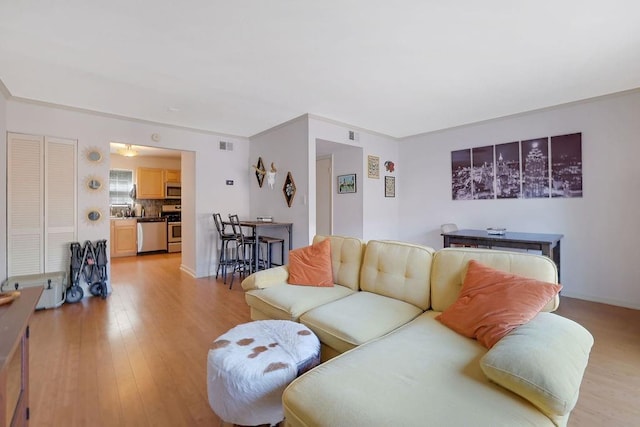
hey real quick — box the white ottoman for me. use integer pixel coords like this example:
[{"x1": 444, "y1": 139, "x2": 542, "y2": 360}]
[{"x1": 207, "y1": 320, "x2": 320, "y2": 426}]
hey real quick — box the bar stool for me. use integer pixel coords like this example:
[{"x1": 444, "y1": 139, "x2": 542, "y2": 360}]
[
  {"x1": 227, "y1": 214, "x2": 258, "y2": 289},
  {"x1": 213, "y1": 213, "x2": 236, "y2": 283},
  {"x1": 258, "y1": 236, "x2": 285, "y2": 269}
]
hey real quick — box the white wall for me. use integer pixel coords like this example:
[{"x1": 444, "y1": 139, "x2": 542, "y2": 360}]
[
  {"x1": 4, "y1": 100, "x2": 250, "y2": 280},
  {"x1": 400, "y1": 90, "x2": 640, "y2": 309},
  {"x1": 331, "y1": 144, "x2": 363, "y2": 237},
  {"x1": 249, "y1": 116, "x2": 310, "y2": 255},
  {"x1": 309, "y1": 117, "x2": 400, "y2": 241},
  {"x1": 248, "y1": 114, "x2": 401, "y2": 249}
]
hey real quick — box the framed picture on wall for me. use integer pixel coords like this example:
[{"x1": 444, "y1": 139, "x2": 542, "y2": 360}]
[
  {"x1": 368, "y1": 155, "x2": 380, "y2": 178},
  {"x1": 338, "y1": 174, "x2": 357, "y2": 193},
  {"x1": 385, "y1": 176, "x2": 395, "y2": 197}
]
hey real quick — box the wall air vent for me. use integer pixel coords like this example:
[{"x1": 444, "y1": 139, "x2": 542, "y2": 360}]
[{"x1": 219, "y1": 141, "x2": 234, "y2": 151}]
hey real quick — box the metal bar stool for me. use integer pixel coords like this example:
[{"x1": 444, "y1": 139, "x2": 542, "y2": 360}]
[
  {"x1": 213, "y1": 213, "x2": 236, "y2": 283},
  {"x1": 258, "y1": 236, "x2": 285, "y2": 269},
  {"x1": 227, "y1": 214, "x2": 258, "y2": 289}
]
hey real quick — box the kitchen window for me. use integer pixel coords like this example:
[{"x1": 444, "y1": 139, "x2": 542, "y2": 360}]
[{"x1": 110, "y1": 169, "x2": 134, "y2": 205}]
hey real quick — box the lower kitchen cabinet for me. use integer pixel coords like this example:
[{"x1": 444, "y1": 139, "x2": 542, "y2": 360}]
[{"x1": 110, "y1": 219, "x2": 137, "y2": 257}]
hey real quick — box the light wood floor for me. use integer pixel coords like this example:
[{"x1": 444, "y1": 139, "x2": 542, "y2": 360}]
[{"x1": 27, "y1": 253, "x2": 640, "y2": 426}]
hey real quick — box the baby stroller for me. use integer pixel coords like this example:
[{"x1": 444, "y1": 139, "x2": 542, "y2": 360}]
[{"x1": 67, "y1": 240, "x2": 109, "y2": 303}]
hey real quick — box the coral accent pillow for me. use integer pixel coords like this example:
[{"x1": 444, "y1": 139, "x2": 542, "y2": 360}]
[
  {"x1": 437, "y1": 260, "x2": 562, "y2": 348},
  {"x1": 288, "y1": 238, "x2": 334, "y2": 287}
]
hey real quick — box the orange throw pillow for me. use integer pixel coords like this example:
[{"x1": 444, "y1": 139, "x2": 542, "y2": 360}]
[
  {"x1": 288, "y1": 238, "x2": 334, "y2": 287},
  {"x1": 437, "y1": 259, "x2": 562, "y2": 348}
]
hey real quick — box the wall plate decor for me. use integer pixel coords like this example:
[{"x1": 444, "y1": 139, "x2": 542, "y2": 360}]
[
  {"x1": 84, "y1": 147, "x2": 103, "y2": 163},
  {"x1": 253, "y1": 157, "x2": 266, "y2": 187},
  {"x1": 85, "y1": 208, "x2": 104, "y2": 224},
  {"x1": 338, "y1": 174, "x2": 357, "y2": 194},
  {"x1": 385, "y1": 176, "x2": 396, "y2": 197},
  {"x1": 283, "y1": 172, "x2": 296, "y2": 207},
  {"x1": 85, "y1": 175, "x2": 103, "y2": 192},
  {"x1": 368, "y1": 155, "x2": 380, "y2": 178}
]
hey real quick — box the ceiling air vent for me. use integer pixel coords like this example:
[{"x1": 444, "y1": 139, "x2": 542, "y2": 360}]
[{"x1": 219, "y1": 141, "x2": 234, "y2": 151}]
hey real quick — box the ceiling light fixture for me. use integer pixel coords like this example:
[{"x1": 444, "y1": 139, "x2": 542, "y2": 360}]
[{"x1": 118, "y1": 144, "x2": 139, "y2": 157}]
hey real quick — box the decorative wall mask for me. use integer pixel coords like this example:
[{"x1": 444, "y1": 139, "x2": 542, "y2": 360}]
[
  {"x1": 267, "y1": 162, "x2": 277, "y2": 189},
  {"x1": 384, "y1": 160, "x2": 395, "y2": 173}
]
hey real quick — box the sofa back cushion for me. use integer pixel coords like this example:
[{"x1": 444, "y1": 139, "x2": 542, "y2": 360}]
[
  {"x1": 313, "y1": 235, "x2": 365, "y2": 291},
  {"x1": 359, "y1": 240, "x2": 435, "y2": 310},
  {"x1": 431, "y1": 248, "x2": 559, "y2": 312}
]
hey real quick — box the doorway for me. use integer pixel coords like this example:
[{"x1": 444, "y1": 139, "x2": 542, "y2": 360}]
[
  {"x1": 108, "y1": 143, "x2": 189, "y2": 269},
  {"x1": 316, "y1": 156, "x2": 332, "y2": 235}
]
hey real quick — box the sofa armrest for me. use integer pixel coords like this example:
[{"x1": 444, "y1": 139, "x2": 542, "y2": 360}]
[{"x1": 241, "y1": 265, "x2": 290, "y2": 291}]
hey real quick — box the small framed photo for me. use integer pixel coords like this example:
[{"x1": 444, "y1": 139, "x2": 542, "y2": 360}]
[
  {"x1": 338, "y1": 174, "x2": 357, "y2": 194},
  {"x1": 368, "y1": 155, "x2": 380, "y2": 179},
  {"x1": 385, "y1": 176, "x2": 395, "y2": 197}
]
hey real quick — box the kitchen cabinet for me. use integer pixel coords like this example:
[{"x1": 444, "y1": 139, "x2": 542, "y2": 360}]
[
  {"x1": 164, "y1": 169, "x2": 181, "y2": 183},
  {"x1": 110, "y1": 219, "x2": 137, "y2": 257},
  {"x1": 136, "y1": 167, "x2": 164, "y2": 199}
]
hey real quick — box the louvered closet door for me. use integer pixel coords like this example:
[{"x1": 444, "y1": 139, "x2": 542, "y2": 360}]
[
  {"x1": 7, "y1": 133, "x2": 44, "y2": 276},
  {"x1": 7, "y1": 133, "x2": 77, "y2": 276},
  {"x1": 45, "y1": 137, "x2": 77, "y2": 272}
]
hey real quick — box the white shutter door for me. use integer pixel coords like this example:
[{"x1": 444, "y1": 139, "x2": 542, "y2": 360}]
[
  {"x1": 45, "y1": 137, "x2": 77, "y2": 272},
  {"x1": 7, "y1": 133, "x2": 44, "y2": 276}
]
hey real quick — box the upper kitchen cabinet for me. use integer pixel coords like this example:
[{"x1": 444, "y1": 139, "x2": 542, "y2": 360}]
[
  {"x1": 136, "y1": 167, "x2": 165, "y2": 199},
  {"x1": 164, "y1": 169, "x2": 181, "y2": 183}
]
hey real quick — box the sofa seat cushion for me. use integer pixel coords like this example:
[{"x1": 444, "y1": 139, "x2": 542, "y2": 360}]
[
  {"x1": 245, "y1": 284, "x2": 354, "y2": 321},
  {"x1": 299, "y1": 291, "x2": 423, "y2": 354},
  {"x1": 283, "y1": 312, "x2": 555, "y2": 427}
]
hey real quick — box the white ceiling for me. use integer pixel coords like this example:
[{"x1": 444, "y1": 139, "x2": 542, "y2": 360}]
[{"x1": 1, "y1": 1, "x2": 639, "y2": 138}]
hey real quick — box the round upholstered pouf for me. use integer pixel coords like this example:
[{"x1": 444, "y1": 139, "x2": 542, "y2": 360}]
[{"x1": 207, "y1": 320, "x2": 320, "y2": 426}]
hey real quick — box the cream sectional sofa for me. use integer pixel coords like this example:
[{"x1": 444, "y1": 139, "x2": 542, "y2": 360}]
[{"x1": 241, "y1": 235, "x2": 593, "y2": 426}]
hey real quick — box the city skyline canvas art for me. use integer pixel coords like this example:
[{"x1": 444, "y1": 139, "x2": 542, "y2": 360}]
[{"x1": 451, "y1": 132, "x2": 582, "y2": 201}]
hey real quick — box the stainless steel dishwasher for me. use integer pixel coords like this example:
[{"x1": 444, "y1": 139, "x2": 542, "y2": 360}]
[{"x1": 137, "y1": 218, "x2": 168, "y2": 253}]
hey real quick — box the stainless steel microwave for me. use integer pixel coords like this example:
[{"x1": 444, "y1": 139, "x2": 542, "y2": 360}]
[{"x1": 165, "y1": 182, "x2": 181, "y2": 199}]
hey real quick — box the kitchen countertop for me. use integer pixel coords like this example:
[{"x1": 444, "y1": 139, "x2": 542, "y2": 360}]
[{"x1": 136, "y1": 217, "x2": 167, "y2": 222}]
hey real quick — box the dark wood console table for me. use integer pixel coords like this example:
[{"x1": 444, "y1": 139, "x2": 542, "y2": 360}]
[
  {"x1": 1, "y1": 287, "x2": 42, "y2": 427},
  {"x1": 442, "y1": 229, "x2": 563, "y2": 280}
]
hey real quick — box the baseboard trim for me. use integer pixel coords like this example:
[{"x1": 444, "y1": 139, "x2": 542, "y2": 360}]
[
  {"x1": 179, "y1": 264, "x2": 196, "y2": 278},
  {"x1": 561, "y1": 291, "x2": 640, "y2": 310}
]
